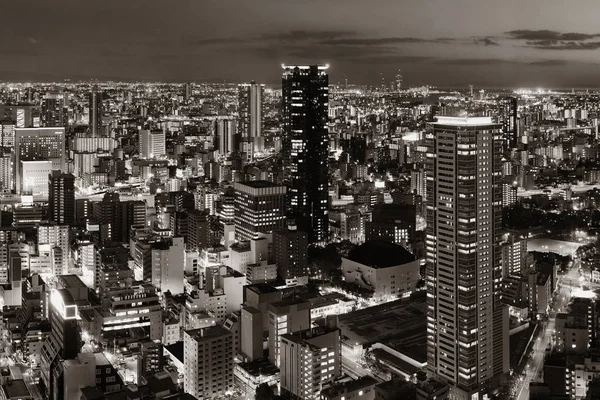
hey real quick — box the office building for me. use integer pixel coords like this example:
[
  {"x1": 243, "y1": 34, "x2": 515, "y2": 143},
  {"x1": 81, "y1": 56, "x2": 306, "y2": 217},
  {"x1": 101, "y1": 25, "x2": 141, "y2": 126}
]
[
  {"x1": 38, "y1": 224, "x2": 70, "y2": 276},
  {"x1": 41, "y1": 92, "x2": 66, "y2": 127},
  {"x1": 48, "y1": 171, "x2": 75, "y2": 225},
  {"x1": 425, "y1": 117, "x2": 509, "y2": 398},
  {"x1": 188, "y1": 209, "x2": 210, "y2": 251},
  {"x1": 150, "y1": 237, "x2": 185, "y2": 295},
  {"x1": 282, "y1": 64, "x2": 329, "y2": 243},
  {"x1": 89, "y1": 283, "x2": 162, "y2": 343},
  {"x1": 238, "y1": 82, "x2": 264, "y2": 159},
  {"x1": 40, "y1": 289, "x2": 81, "y2": 399},
  {"x1": 184, "y1": 326, "x2": 234, "y2": 399},
  {"x1": 20, "y1": 160, "x2": 53, "y2": 198},
  {"x1": 14, "y1": 127, "x2": 65, "y2": 193},
  {"x1": 88, "y1": 86, "x2": 103, "y2": 136},
  {"x1": 280, "y1": 323, "x2": 341, "y2": 400},
  {"x1": 273, "y1": 226, "x2": 308, "y2": 280},
  {"x1": 268, "y1": 299, "x2": 311, "y2": 367},
  {"x1": 233, "y1": 180, "x2": 287, "y2": 241},
  {"x1": 139, "y1": 129, "x2": 166, "y2": 159}
]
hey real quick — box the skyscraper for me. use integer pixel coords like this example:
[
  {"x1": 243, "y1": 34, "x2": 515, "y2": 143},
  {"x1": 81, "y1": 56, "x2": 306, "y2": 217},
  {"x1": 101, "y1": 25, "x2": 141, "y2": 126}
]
[
  {"x1": 216, "y1": 119, "x2": 238, "y2": 156},
  {"x1": 282, "y1": 64, "x2": 329, "y2": 243},
  {"x1": 233, "y1": 180, "x2": 287, "y2": 241},
  {"x1": 49, "y1": 171, "x2": 75, "y2": 225},
  {"x1": 88, "y1": 86, "x2": 103, "y2": 136},
  {"x1": 498, "y1": 97, "x2": 517, "y2": 151},
  {"x1": 14, "y1": 127, "x2": 66, "y2": 194},
  {"x1": 425, "y1": 116, "x2": 509, "y2": 398},
  {"x1": 238, "y1": 82, "x2": 264, "y2": 159}
]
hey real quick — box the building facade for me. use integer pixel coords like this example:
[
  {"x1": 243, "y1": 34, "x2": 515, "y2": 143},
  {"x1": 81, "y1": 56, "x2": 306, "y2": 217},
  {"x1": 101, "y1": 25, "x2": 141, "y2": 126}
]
[
  {"x1": 425, "y1": 117, "x2": 509, "y2": 398},
  {"x1": 282, "y1": 65, "x2": 329, "y2": 243}
]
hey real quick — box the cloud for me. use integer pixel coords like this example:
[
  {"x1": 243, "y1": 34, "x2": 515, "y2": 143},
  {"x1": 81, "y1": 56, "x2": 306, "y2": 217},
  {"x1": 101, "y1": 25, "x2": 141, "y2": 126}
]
[
  {"x1": 528, "y1": 60, "x2": 567, "y2": 66},
  {"x1": 473, "y1": 37, "x2": 499, "y2": 46},
  {"x1": 440, "y1": 58, "x2": 521, "y2": 66},
  {"x1": 263, "y1": 30, "x2": 356, "y2": 41},
  {"x1": 527, "y1": 40, "x2": 600, "y2": 50},
  {"x1": 319, "y1": 37, "x2": 452, "y2": 46},
  {"x1": 506, "y1": 30, "x2": 600, "y2": 50}
]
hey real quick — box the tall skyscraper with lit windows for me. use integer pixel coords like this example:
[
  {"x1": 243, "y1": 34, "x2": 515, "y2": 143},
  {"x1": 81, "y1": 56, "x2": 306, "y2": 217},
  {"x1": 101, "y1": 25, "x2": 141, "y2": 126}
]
[
  {"x1": 282, "y1": 64, "x2": 329, "y2": 243},
  {"x1": 498, "y1": 97, "x2": 517, "y2": 152},
  {"x1": 425, "y1": 116, "x2": 509, "y2": 398},
  {"x1": 88, "y1": 85, "x2": 103, "y2": 136},
  {"x1": 238, "y1": 82, "x2": 264, "y2": 159}
]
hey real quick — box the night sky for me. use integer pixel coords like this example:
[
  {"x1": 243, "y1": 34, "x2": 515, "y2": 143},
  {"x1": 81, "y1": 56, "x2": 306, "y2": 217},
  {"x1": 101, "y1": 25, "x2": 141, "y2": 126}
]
[{"x1": 4, "y1": 0, "x2": 600, "y2": 87}]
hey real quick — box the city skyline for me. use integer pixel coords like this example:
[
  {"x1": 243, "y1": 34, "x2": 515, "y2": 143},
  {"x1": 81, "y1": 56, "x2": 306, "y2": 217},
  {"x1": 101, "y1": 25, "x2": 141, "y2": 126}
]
[{"x1": 2, "y1": 0, "x2": 600, "y2": 87}]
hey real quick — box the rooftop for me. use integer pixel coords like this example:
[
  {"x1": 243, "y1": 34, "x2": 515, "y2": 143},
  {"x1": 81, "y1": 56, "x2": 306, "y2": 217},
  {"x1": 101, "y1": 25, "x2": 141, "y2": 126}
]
[
  {"x1": 431, "y1": 116, "x2": 497, "y2": 126},
  {"x1": 236, "y1": 358, "x2": 279, "y2": 377},
  {"x1": 338, "y1": 296, "x2": 426, "y2": 347},
  {"x1": 321, "y1": 377, "x2": 378, "y2": 397},
  {"x1": 246, "y1": 282, "x2": 280, "y2": 295},
  {"x1": 347, "y1": 240, "x2": 415, "y2": 268},
  {"x1": 185, "y1": 325, "x2": 230, "y2": 341},
  {"x1": 2, "y1": 379, "x2": 31, "y2": 398}
]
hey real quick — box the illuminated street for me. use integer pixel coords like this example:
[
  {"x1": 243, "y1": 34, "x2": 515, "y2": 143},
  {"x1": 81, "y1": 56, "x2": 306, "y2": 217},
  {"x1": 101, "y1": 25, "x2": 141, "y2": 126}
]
[{"x1": 516, "y1": 265, "x2": 582, "y2": 400}]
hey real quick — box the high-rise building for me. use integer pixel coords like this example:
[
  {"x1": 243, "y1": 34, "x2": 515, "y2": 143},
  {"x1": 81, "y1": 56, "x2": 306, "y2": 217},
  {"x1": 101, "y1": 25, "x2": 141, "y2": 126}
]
[
  {"x1": 139, "y1": 129, "x2": 166, "y2": 159},
  {"x1": 501, "y1": 181, "x2": 518, "y2": 209},
  {"x1": 41, "y1": 92, "x2": 66, "y2": 127},
  {"x1": 40, "y1": 289, "x2": 81, "y2": 399},
  {"x1": 498, "y1": 97, "x2": 517, "y2": 152},
  {"x1": 48, "y1": 171, "x2": 75, "y2": 225},
  {"x1": 183, "y1": 82, "x2": 192, "y2": 102},
  {"x1": 282, "y1": 64, "x2": 329, "y2": 243},
  {"x1": 184, "y1": 326, "x2": 234, "y2": 399},
  {"x1": 233, "y1": 180, "x2": 287, "y2": 241},
  {"x1": 216, "y1": 119, "x2": 238, "y2": 155},
  {"x1": 0, "y1": 152, "x2": 12, "y2": 192},
  {"x1": 150, "y1": 236, "x2": 185, "y2": 295},
  {"x1": 14, "y1": 127, "x2": 65, "y2": 194},
  {"x1": 88, "y1": 86, "x2": 103, "y2": 136},
  {"x1": 501, "y1": 234, "x2": 528, "y2": 277},
  {"x1": 280, "y1": 323, "x2": 341, "y2": 400},
  {"x1": 188, "y1": 209, "x2": 210, "y2": 251},
  {"x1": 38, "y1": 224, "x2": 70, "y2": 276},
  {"x1": 273, "y1": 225, "x2": 308, "y2": 280},
  {"x1": 238, "y1": 82, "x2": 264, "y2": 159},
  {"x1": 92, "y1": 193, "x2": 146, "y2": 243},
  {"x1": 268, "y1": 299, "x2": 311, "y2": 367},
  {"x1": 425, "y1": 116, "x2": 509, "y2": 398}
]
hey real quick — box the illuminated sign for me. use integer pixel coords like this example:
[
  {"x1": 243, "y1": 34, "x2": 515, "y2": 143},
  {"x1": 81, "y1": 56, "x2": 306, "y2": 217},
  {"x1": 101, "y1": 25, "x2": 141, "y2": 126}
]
[{"x1": 50, "y1": 289, "x2": 78, "y2": 320}]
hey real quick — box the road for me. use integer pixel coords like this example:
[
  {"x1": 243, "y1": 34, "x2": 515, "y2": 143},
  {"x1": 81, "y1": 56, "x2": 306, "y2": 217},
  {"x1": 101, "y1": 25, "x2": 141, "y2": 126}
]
[
  {"x1": 23, "y1": 370, "x2": 43, "y2": 400},
  {"x1": 515, "y1": 266, "x2": 581, "y2": 400}
]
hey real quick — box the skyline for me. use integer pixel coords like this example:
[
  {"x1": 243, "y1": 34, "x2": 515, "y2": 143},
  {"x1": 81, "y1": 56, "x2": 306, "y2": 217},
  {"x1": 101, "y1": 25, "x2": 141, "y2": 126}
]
[{"x1": 3, "y1": 0, "x2": 600, "y2": 87}]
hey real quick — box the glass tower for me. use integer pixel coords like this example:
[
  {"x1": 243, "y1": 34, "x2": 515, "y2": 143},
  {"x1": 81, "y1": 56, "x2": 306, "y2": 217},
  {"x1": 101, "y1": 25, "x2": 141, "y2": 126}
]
[{"x1": 282, "y1": 64, "x2": 329, "y2": 243}]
